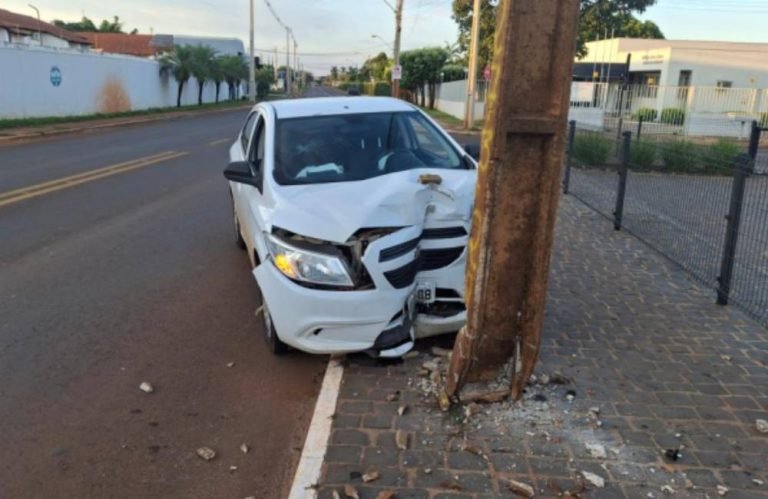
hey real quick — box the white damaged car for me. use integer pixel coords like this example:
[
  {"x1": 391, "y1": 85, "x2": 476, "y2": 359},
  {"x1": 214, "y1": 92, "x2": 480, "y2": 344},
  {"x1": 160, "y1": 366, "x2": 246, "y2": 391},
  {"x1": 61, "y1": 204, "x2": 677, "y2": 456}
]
[{"x1": 224, "y1": 97, "x2": 477, "y2": 357}]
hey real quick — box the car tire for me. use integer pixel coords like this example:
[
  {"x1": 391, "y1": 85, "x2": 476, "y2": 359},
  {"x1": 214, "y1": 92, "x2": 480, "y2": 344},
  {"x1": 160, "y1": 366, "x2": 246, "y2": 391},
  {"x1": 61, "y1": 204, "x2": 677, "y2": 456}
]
[
  {"x1": 231, "y1": 192, "x2": 246, "y2": 250},
  {"x1": 261, "y1": 298, "x2": 289, "y2": 355}
]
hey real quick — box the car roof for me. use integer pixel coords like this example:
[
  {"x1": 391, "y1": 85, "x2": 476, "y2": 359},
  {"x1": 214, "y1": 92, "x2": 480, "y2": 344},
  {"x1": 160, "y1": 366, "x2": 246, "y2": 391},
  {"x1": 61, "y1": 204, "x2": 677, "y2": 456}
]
[{"x1": 263, "y1": 96, "x2": 417, "y2": 119}]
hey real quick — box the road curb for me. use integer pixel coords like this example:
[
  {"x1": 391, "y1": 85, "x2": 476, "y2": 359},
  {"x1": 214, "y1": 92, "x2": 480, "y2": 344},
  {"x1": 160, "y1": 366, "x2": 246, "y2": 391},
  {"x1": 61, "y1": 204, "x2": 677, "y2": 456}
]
[
  {"x1": 0, "y1": 104, "x2": 252, "y2": 145},
  {"x1": 288, "y1": 356, "x2": 344, "y2": 499}
]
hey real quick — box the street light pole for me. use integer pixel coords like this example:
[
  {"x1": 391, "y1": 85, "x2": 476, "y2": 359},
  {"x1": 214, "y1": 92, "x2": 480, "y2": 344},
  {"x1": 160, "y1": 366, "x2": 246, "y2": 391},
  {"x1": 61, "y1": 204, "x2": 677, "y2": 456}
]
[
  {"x1": 285, "y1": 28, "x2": 292, "y2": 94},
  {"x1": 249, "y1": 0, "x2": 256, "y2": 102},
  {"x1": 464, "y1": 0, "x2": 481, "y2": 129},
  {"x1": 28, "y1": 4, "x2": 42, "y2": 46}
]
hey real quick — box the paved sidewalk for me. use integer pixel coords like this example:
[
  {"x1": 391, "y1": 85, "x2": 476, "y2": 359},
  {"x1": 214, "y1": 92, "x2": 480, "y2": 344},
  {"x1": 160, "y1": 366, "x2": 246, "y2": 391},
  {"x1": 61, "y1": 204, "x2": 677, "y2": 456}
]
[{"x1": 315, "y1": 195, "x2": 768, "y2": 499}]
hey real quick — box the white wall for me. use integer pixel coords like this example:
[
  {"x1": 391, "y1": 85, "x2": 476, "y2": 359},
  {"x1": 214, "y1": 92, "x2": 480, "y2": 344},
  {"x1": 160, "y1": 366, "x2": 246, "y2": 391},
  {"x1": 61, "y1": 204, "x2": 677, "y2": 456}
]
[
  {"x1": 0, "y1": 28, "x2": 9, "y2": 43},
  {"x1": 40, "y1": 33, "x2": 70, "y2": 49},
  {"x1": 0, "y1": 44, "x2": 222, "y2": 119}
]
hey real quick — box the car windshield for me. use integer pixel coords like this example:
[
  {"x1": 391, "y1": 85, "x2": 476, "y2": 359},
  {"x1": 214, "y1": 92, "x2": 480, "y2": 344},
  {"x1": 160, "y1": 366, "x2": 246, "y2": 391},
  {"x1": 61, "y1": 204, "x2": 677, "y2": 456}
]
[{"x1": 274, "y1": 111, "x2": 463, "y2": 185}]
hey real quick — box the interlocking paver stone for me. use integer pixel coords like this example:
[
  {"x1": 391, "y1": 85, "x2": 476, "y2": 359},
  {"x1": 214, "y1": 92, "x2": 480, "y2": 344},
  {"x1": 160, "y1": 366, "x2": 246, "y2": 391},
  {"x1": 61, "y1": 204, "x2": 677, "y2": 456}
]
[{"x1": 316, "y1": 196, "x2": 768, "y2": 498}]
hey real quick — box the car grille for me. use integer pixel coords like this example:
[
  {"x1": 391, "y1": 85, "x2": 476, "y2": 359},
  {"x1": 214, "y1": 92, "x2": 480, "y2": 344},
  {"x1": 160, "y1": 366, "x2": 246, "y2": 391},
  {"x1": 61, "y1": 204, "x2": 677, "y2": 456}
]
[
  {"x1": 379, "y1": 236, "x2": 421, "y2": 262},
  {"x1": 384, "y1": 258, "x2": 421, "y2": 289},
  {"x1": 420, "y1": 247, "x2": 464, "y2": 271},
  {"x1": 422, "y1": 227, "x2": 467, "y2": 239}
]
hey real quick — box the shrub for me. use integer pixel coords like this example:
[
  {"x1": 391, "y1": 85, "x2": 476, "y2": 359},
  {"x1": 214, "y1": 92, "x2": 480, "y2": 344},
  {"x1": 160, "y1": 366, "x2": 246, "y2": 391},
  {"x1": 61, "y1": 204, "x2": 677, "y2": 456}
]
[
  {"x1": 660, "y1": 108, "x2": 686, "y2": 125},
  {"x1": 702, "y1": 138, "x2": 741, "y2": 172},
  {"x1": 633, "y1": 108, "x2": 658, "y2": 122},
  {"x1": 629, "y1": 139, "x2": 657, "y2": 170},
  {"x1": 573, "y1": 133, "x2": 613, "y2": 166},
  {"x1": 660, "y1": 140, "x2": 699, "y2": 172},
  {"x1": 373, "y1": 82, "x2": 392, "y2": 96}
]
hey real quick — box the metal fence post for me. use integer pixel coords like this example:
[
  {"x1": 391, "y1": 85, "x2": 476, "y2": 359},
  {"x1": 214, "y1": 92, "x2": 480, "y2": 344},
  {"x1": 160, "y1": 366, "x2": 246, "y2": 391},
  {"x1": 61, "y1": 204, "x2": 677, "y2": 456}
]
[
  {"x1": 562, "y1": 120, "x2": 576, "y2": 194},
  {"x1": 747, "y1": 120, "x2": 760, "y2": 174},
  {"x1": 613, "y1": 131, "x2": 632, "y2": 231},
  {"x1": 636, "y1": 115, "x2": 643, "y2": 142},
  {"x1": 717, "y1": 153, "x2": 750, "y2": 305}
]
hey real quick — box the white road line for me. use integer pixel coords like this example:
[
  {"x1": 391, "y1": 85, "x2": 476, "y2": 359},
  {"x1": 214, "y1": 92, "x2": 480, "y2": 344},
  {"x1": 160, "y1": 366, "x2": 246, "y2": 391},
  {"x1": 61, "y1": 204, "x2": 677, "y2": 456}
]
[{"x1": 288, "y1": 356, "x2": 344, "y2": 499}]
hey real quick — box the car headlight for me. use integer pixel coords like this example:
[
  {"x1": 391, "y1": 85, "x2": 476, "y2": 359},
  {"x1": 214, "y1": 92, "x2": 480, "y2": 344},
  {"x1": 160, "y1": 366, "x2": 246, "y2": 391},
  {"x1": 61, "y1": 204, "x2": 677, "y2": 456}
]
[{"x1": 266, "y1": 235, "x2": 354, "y2": 288}]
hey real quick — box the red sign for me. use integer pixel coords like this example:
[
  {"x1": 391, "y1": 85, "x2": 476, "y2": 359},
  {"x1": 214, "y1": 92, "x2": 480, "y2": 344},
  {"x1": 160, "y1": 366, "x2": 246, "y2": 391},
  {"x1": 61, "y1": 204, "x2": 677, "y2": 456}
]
[{"x1": 483, "y1": 66, "x2": 491, "y2": 81}]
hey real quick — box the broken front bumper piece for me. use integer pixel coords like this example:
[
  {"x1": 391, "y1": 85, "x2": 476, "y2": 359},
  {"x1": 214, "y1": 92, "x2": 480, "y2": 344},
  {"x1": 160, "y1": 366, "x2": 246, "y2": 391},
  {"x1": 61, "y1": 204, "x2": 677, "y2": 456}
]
[{"x1": 253, "y1": 224, "x2": 468, "y2": 356}]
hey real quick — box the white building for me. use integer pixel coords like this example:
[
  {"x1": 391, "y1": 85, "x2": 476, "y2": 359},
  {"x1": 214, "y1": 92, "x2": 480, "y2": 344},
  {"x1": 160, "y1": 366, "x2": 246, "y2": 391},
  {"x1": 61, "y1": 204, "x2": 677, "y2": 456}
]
[{"x1": 578, "y1": 38, "x2": 768, "y2": 89}]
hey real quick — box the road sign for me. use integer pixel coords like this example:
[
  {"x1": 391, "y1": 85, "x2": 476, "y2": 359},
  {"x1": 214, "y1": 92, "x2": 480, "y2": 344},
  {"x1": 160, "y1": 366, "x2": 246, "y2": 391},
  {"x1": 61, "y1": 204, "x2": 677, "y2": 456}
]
[
  {"x1": 392, "y1": 64, "x2": 402, "y2": 81},
  {"x1": 50, "y1": 66, "x2": 62, "y2": 87}
]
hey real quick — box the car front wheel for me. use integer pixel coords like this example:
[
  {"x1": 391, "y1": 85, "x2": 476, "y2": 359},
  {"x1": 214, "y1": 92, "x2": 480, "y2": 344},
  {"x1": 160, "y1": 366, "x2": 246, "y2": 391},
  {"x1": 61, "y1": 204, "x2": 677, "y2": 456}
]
[{"x1": 260, "y1": 298, "x2": 289, "y2": 355}]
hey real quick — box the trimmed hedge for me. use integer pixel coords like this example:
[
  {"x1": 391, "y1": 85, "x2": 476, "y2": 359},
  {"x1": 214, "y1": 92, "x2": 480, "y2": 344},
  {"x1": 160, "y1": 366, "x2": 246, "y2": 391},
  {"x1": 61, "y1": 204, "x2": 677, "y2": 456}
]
[
  {"x1": 702, "y1": 139, "x2": 741, "y2": 172},
  {"x1": 373, "y1": 82, "x2": 392, "y2": 96},
  {"x1": 574, "y1": 133, "x2": 612, "y2": 166},
  {"x1": 633, "y1": 108, "x2": 658, "y2": 122},
  {"x1": 660, "y1": 140, "x2": 699, "y2": 172},
  {"x1": 629, "y1": 140, "x2": 657, "y2": 170},
  {"x1": 660, "y1": 108, "x2": 686, "y2": 125}
]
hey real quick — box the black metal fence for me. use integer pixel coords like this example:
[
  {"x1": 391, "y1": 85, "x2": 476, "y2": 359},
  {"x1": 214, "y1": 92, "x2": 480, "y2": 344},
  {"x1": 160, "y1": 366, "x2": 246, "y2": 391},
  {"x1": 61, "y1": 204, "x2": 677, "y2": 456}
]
[{"x1": 563, "y1": 120, "x2": 768, "y2": 327}]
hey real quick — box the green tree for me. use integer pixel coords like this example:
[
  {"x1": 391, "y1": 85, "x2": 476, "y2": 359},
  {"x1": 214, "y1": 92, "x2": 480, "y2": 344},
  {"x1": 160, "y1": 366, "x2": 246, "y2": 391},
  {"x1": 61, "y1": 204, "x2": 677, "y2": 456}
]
[
  {"x1": 210, "y1": 57, "x2": 225, "y2": 103},
  {"x1": 362, "y1": 52, "x2": 391, "y2": 81},
  {"x1": 52, "y1": 15, "x2": 132, "y2": 33},
  {"x1": 330, "y1": 66, "x2": 339, "y2": 82},
  {"x1": 218, "y1": 55, "x2": 248, "y2": 100},
  {"x1": 255, "y1": 67, "x2": 276, "y2": 99},
  {"x1": 158, "y1": 45, "x2": 194, "y2": 108},
  {"x1": 400, "y1": 47, "x2": 449, "y2": 108},
  {"x1": 451, "y1": 0, "x2": 662, "y2": 66},
  {"x1": 189, "y1": 45, "x2": 217, "y2": 105}
]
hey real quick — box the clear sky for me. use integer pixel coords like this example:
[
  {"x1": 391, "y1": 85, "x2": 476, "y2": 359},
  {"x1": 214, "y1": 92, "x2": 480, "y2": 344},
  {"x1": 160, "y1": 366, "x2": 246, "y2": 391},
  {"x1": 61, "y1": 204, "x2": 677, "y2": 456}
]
[{"x1": 4, "y1": 0, "x2": 768, "y2": 75}]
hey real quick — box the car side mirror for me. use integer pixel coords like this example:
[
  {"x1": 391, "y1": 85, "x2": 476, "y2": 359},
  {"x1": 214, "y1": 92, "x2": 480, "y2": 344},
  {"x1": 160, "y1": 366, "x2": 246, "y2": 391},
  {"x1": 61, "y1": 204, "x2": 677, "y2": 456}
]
[
  {"x1": 223, "y1": 161, "x2": 260, "y2": 189},
  {"x1": 464, "y1": 143, "x2": 481, "y2": 161}
]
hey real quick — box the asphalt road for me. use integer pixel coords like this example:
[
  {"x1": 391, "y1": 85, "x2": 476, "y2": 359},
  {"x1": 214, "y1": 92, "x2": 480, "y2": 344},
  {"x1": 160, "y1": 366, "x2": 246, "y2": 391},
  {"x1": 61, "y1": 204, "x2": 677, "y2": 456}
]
[{"x1": 0, "y1": 106, "x2": 326, "y2": 498}]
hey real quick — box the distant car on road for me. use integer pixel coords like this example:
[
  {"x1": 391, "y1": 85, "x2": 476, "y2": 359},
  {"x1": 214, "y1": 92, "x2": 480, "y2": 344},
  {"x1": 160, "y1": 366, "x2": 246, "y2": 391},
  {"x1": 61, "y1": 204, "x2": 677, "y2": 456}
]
[
  {"x1": 223, "y1": 97, "x2": 477, "y2": 357},
  {"x1": 347, "y1": 87, "x2": 360, "y2": 96}
]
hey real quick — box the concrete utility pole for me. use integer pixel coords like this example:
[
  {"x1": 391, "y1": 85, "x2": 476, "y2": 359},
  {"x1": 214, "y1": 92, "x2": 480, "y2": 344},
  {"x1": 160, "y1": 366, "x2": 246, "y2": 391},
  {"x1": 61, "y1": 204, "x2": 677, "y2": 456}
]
[
  {"x1": 294, "y1": 39, "x2": 299, "y2": 89},
  {"x1": 464, "y1": 0, "x2": 481, "y2": 129},
  {"x1": 445, "y1": 0, "x2": 580, "y2": 402},
  {"x1": 248, "y1": 0, "x2": 256, "y2": 102},
  {"x1": 28, "y1": 4, "x2": 42, "y2": 45},
  {"x1": 285, "y1": 28, "x2": 292, "y2": 94},
  {"x1": 392, "y1": 0, "x2": 404, "y2": 98}
]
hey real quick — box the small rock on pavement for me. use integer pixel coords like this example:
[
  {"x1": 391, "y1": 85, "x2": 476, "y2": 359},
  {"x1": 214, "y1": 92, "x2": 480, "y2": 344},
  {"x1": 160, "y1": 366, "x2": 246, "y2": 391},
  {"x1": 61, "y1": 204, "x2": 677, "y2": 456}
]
[
  {"x1": 376, "y1": 490, "x2": 395, "y2": 499},
  {"x1": 344, "y1": 484, "x2": 360, "y2": 498},
  {"x1": 586, "y1": 442, "x2": 607, "y2": 459},
  {"x1": 756, "y1": 419, "x2": 768, "y2": 434},
  {"x1": 422, "y1": 360, "x2": 440, "y2": 371},
  {"x1": 508, "y1": 478, "x2": 535, "y2": 498},
  {"x1": 397, "y1": 404, "x2": 407, "y2": 416},
  {"x1": 226, "y1": 362, "x2": 235, "y2": 368},
  {"x1": 240, "y1": 443, "x2": 249, "y2": 454},
  {"x1": 754, "y1": 479, "x2": 765, "y2": 486},
  {"x1": 139, "y1": 382, "x2": 154, "y2": 393},
  {"x1": 661, "y1": 485, "x2": 675, "y2": 495},
  {"x1": 431, "y1": 346, "x2": 451, "y2": 357},
  {"x1": 581, "y1": 471, "x2": 605, "y2": 488},
  {"x1": 362, "y1": 470, "x2": 380, "y2": 483},
  {"x1": 395, "y1": 430, "x2": 408, "y2": 450},
  {"x1": 196, "y1": 447, "x2": 216, "y2": 461},
  {"x1": 717, "y1": 485, "x2": 729, "y2": 496},
  {"x1": 229, "y1": 465, "x2": 238, "y2": 472}
]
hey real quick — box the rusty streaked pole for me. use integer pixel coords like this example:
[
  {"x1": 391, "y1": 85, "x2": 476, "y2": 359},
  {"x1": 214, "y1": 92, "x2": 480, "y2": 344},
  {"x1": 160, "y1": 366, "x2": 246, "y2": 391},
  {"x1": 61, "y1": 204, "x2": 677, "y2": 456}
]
[{"x1": 446, "y1": 0, "x2": 580, "y2": 401}]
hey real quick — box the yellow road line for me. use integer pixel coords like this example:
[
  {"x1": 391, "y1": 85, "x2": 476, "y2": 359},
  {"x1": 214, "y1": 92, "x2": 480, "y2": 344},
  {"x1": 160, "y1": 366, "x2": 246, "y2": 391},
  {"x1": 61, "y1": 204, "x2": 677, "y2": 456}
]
[
  {"x1": 208, "y1": 138, "x2": 230, "y2": 146},
  {"x1": 0, "y1": 150, "x2": 188, "y2": 208}
]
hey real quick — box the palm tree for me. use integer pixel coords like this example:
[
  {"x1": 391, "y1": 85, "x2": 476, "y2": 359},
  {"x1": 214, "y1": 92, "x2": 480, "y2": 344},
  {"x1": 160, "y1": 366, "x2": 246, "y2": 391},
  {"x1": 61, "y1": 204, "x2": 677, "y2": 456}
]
[
  {"x1": 159, "y1": 45, "x2": 194, "y2": 108},
  {"x1": 210, "y1": 57, "x2": 226, "y2": 103},
  {"x1": 218, "y1": 55, "x2": 248, "y2": 100},
  {"x1": 189, "y1": 45, "x2": 217, "y2": 105}
]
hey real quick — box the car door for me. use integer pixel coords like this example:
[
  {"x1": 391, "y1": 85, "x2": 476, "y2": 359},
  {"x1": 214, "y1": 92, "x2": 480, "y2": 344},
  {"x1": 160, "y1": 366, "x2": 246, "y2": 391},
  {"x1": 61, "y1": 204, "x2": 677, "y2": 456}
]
[{"x1": 238, "y1": 113, "x2": 268, "y2": 262}]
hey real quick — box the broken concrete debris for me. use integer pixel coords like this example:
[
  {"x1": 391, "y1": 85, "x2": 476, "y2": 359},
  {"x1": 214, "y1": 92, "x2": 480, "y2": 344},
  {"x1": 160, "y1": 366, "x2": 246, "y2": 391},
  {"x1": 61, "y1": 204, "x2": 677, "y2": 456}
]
[
  {"x1": 395, "y1": 430, "x2": 408, "y2": 450},
  {"x1": 375, "y1": 490, "x2": 395, "y2": 499},
  {"x1": 397, "y1": 404, "x2": 407, "y2": 416},
  {"x1": 226, "y1": 362, "x2": 235, "y2": 368},
  {"x1": 716, "y1": 484, "x2": 729, "y2": 496},
  {"x1": 361, "y1": 470, "x2": 380, "y2": 483},
  {"x1": 196, "y1": 446, "x2": 216, "y2": 461},
  {"x1": 660, "y1": 484, "x2": 675, "y2": 495},
  {"x1": 508, "y1": 478, "x2": 535, "y2": 497},
  {"x1": 756, "y1": 419, "x2": 768, "y2": 434},
  {"x1": 581, "y1": 471, "x2": 605, "y2": 488},
  {"x1": 240, "y1": 443, "x2": 249, "y2": 454},
  {"x1": 343, "y1": 484, "x2": 360, "y2": 498},
  {"x1": 139, "y1": 382, "x2": 154, "y2": 393},
  {"x1": 664, "y1": 448, "x2": 683, "y2": 461},
  {"x1": 586, "y1": 442, "x2": 607, "y2": 459},
  {"x1": 385, "y1": 391, "x2": 399, "y2": 402}
]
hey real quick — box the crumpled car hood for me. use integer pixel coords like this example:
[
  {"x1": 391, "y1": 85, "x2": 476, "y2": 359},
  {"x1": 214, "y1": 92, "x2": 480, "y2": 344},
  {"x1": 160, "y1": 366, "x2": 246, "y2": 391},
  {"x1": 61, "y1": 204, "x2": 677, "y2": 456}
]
[{"x1": 267, "y1": 169, "x2": 476, "y2": 242}]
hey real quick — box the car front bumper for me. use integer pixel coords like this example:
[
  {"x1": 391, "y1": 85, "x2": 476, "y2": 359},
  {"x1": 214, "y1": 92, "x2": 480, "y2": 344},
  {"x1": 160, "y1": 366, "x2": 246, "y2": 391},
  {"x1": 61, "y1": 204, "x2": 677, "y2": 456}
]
[{"x1": 253, "y1": 260, "x2": 465, "y2": 355}]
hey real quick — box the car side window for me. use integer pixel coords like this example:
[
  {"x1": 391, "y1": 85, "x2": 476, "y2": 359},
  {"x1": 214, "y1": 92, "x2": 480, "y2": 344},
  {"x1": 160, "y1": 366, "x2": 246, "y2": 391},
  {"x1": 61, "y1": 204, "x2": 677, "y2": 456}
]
[
  {"x1": 241, "y1": 112, "x2": 257, "y2": 152},
  {"x1": 247, "y1": 116, "x2": 266, "y2": 181}
]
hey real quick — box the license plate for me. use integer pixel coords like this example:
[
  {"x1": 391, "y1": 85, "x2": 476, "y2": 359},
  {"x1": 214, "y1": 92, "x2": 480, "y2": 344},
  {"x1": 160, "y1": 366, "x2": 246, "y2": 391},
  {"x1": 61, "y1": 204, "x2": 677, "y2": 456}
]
[{"x1": 415, "y1": 281, "x2": 436, "y2": 304}]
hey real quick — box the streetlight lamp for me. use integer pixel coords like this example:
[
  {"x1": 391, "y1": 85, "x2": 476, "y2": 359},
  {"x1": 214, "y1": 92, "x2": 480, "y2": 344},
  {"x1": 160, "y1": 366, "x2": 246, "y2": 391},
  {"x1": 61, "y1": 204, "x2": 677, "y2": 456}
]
[
  {"x1": 371, "y1": 34, "x2": 394, "y2": 51},
  {"x1": 28, "y1": 4, "x2": 42, "y2": 46}
]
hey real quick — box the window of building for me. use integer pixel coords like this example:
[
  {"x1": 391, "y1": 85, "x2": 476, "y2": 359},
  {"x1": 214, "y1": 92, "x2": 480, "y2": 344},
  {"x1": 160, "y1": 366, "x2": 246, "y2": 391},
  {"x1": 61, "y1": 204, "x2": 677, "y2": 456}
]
[
  {"x1": 716, "y1": 80, "x2": 733, "y2": 89},
  {"x1": 678, "y1": 70, "x2": 692, "y2": 87}
]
